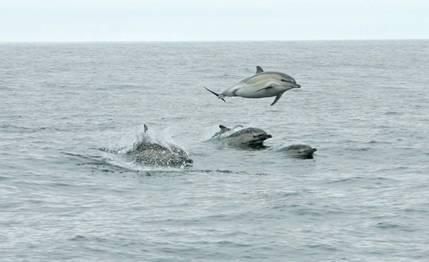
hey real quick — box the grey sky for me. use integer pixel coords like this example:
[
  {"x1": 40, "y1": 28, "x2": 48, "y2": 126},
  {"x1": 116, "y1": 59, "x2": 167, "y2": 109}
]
[{"x1": 1, "y1": 0, "x2": 428, "y2": 41}]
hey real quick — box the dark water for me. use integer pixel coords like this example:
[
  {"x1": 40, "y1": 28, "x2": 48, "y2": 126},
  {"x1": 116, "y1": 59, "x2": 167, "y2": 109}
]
[{"x1": 1, "y1": 41, "x2": 428, "y2": 261}]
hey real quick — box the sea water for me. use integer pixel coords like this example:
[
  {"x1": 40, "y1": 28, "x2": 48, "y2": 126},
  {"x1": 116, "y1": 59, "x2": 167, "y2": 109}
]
[{"x1": 1, "y1": 41, "x2": 428, "y2": 261}]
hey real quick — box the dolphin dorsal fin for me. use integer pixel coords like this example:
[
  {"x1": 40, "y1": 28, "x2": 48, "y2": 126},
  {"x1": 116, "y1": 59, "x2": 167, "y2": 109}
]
[
  {"x1": 256, "y1": 66, "x2": 264, "y2": 73},
  {"x1": 219, "y1": 125, "x2": 230, "y2": 132},
  {"x1": 144, "y1": 124, "x2": 148, "y2": 133}
]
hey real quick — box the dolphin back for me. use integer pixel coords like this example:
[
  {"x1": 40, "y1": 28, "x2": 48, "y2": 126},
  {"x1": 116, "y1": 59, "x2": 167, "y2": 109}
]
[
  {"x1": 128, "y1": 139, "x2": 192, "y2": 167},
  {"x1": 209, "y1": 127, "x2": 271, "y2": 148},
  {"x1": 281, "y1": 144, "x2": 317, "y2": 159}
]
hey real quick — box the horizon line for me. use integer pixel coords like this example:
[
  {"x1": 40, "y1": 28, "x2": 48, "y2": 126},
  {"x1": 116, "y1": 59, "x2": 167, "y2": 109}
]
[{"x1": 1, "y1": 38, "x2": 428, "y2": 44}]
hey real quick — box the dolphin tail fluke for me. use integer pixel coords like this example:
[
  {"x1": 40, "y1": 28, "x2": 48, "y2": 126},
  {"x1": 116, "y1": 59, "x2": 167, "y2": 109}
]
[{"x1": 204, "y1": 87, "x2": 226, "y2": 102}]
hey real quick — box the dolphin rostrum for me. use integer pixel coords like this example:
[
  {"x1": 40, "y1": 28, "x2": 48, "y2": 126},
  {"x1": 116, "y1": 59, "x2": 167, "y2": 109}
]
[{"x1": 204, "y1": 66, "x2": 301, "y2": 106}]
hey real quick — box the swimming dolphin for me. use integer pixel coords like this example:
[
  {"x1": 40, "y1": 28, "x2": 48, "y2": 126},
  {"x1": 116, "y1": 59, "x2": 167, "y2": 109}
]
[
  {"x1": 280, "y1": 144, "x2": 317, "y2": 159},
  {"x1": 126, "y1": 124, "x2": 193, "y2": 167},
  {"x1": 204, "y1": 66, "x2": 301, "y2": 106},
  {"x1": 209, "y1": 125, "x2": 272, "y2": 148}
]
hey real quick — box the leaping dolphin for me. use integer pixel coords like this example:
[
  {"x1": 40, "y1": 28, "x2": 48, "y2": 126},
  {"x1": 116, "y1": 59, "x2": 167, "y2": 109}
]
[{"x1": 204, "y1": 66, "x2": 301, "y2": 106}]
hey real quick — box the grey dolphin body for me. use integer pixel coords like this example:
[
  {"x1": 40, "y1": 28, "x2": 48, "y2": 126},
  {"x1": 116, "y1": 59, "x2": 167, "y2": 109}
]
[
  {"x1": 126, "y1": 124, "x2": 193, "y2": 167},
  {"x1": 205, "y1": 66, "x2": 301, "y2": 106},
  {"x1": 281, "y1": 144, "x2": 317, "y2": 159},
  {"x1": 210, "y1": 125, "x2": 272, "y2": 148}
]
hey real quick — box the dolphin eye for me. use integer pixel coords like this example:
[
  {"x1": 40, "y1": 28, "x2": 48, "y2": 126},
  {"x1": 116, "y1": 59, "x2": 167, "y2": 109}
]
[{"x1": 281, "y1": 79, "x2": 288, "y2": 82}]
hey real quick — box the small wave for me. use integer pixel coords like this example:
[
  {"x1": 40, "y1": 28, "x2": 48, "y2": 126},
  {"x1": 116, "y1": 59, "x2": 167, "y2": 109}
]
[
  {"x1": 347, "y1": 147, "x2": 371, "y2": 152},
  {"x1": 160, "y1": 116, "x2": 186, "y2": 121},
  {"x1": 375, "y1": 222, "x2": 401, "y2": 229},
  {"x1": 384, "y1": 111, "x2": 402, "y2": 116},
  {"x1": 304, "y1": 243, "x2": 339, "y2": 252},
  {"x1": 0, "y1": 123, "x2": 63, "y2": 133},
  {"x1": 184, "y1": 169, "x2": 247, "y2": 175},
  {"x1": 63, "y1": 151, "x2": 139, "y2": 173},
  {"x1": 46, "y1": 182, "x2": 73, "y2": 187},
  {"x1": 193, "y1": 169, "x2": 235, "y2": 174},
  {"x1": 69, "y1": 235, "x2": 88, "y2": 241},
  {"x1": 403, "y1": 208, "x2": 429, "y2": 214},
  {"x1": 68, "y1": 235, "x2": 109, "y2": 243},
  {"x1": 63, "y1": 150, "x2": 192, "y2": 175},
  {"x1": 374, "y1": 222, "x2": 417, "y2": 232},
  {"x1": 105, "y1": 83, "x2": 140, "y2": 89},
  {"x1": 63, "y1": 151, "x2": 256, "y2": 177},
  {"x1": 326, "y1": 176, "x2": 397, "y2": 184},
  {"x1": 372, "y1": 166, "x2": 409, "y2": 173}
]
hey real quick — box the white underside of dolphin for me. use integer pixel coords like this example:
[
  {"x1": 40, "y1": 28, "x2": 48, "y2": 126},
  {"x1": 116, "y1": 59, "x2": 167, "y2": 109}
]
[{"x1": 204, "y1": 66, "x2": 301, "y2": 106}]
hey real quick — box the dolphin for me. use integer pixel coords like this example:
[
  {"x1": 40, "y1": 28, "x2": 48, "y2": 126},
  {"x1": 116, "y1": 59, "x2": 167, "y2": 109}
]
[
  {"x1": 126, "y1": 124, "x2": 193, "y2": 167},
  {"x1": 280, "y1": 144, "x2": 317, "y2": 159},
  {"x1": 209, "y1": 125, "x2": 272, "y2": 148},
  {"x1": 204, "y1": 66, "x2": 301, "y2": 106}
]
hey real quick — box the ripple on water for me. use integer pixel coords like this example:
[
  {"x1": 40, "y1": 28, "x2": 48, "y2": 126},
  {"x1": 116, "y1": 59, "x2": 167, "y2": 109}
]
[
  {"x1": 64, "y1": 150, "x2": 257, "y2": 177},
  {"x1": 326, "y1": 176, "x2": 397, "y2": 185},
  {"x1": 384, "y1": 111, "x2": 402, "y2": 116},
  {"x1": 375, "y1": 222, "x2": 401, "y2": 229},
  {"x1": 0, "y1": 176, "x2": 10, "y2": 181},
  {"x1": 2, "y1": 41, "x2": 429, "y2": 262},
  {"x1": 347, "y1": 147, "x2": 371, "y2": 152},
  {"x1": 0, "y1": 123, "x2": 64, "y2": 133}
]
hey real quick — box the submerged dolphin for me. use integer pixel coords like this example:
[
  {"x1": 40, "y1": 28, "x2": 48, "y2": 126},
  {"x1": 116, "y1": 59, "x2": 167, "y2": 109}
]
[
  {"x1": 205, "y1": 66, "x2": 301, "y2": 106},
  {"x1": 280, "y1": 144, "x2": 317, "y2": 159},
  {"x1": 126, "y1": 124, "x2": 193, "y2": 167},
  {"x1": 209, "y1": 125, "x2": 272, "y2": 148}
]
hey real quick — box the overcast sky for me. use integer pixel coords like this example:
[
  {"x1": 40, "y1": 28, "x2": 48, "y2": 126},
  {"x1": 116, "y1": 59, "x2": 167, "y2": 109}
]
[{"x1": 1, "y1": 0, "x2": 428, "y2": 41}]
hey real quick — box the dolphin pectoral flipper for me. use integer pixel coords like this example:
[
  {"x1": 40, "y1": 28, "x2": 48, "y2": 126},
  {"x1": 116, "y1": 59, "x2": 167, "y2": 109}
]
[
  {"x1": 271, "y1": 93, "x2": 284, "y2": 106},
  {"x1": 204, "y1": 87, "x2": 226, "y2": 102},
  {"x1": 256, "y1": 66, "x2": 264, "y2": 73}
]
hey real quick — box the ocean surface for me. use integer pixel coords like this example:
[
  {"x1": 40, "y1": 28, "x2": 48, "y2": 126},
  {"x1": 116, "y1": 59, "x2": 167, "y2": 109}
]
[{"x1": 1, "y1": 41, "x2": 428, "y2": 261}]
